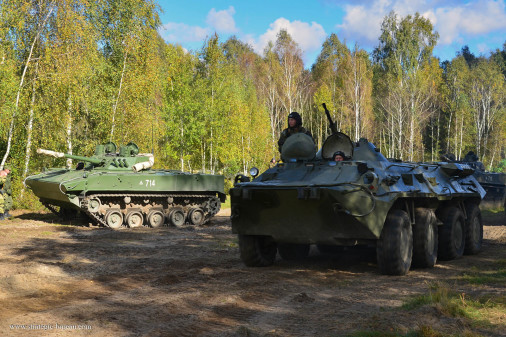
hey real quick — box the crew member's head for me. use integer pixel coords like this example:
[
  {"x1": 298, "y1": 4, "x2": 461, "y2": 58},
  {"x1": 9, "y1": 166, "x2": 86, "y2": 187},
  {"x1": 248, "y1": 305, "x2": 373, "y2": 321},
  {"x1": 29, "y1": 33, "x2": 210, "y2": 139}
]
[
  {"x1": 287, "y1": 112, "x2": 302, "y2": 128},
  {"x1": 333, "y1": 151, "x2": 345, "y2": 162}
]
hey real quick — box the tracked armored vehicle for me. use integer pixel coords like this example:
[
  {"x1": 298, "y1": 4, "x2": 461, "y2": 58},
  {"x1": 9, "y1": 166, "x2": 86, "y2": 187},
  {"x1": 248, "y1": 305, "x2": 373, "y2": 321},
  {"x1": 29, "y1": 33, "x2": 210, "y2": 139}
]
[
  {"x1": 231, "y1": 104, "x2": 485, "y2": 275},
  {"x1": 26, "y1": 142, "x2": 225, "y2": 229}
]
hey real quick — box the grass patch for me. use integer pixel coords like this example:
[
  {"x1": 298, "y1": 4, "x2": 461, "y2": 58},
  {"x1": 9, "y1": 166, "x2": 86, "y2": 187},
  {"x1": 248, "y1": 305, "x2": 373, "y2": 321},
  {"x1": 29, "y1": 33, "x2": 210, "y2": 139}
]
[
  {"x1": 214, "y1": 237, "x2": 238, "y2": 249},
  {"x1": 347, "y1": 327, "x2": 477, "y2": 337},
  {"x1": 221, "y1": 197, "x2": 230, "y2": 209},
  {"x1": 402, "y1": 281, "x2": 505, "y2": 331},
  {"x1": 459, "y1": 260, "x2": 506, "y2": 285},
  {"x1": 480, "y1": 207, "x2": 504, "y2": 215}
]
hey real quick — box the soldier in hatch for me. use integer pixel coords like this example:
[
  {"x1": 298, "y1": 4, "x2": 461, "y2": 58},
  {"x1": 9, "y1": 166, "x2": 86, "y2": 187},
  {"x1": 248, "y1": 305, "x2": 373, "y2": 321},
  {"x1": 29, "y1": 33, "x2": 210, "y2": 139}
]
[
  {"x1": 333, "y1": 151, "x2": 345, "y2": 161},
  {"x1": 277, "y1": 112, "x2": 313, "y2": 153}
]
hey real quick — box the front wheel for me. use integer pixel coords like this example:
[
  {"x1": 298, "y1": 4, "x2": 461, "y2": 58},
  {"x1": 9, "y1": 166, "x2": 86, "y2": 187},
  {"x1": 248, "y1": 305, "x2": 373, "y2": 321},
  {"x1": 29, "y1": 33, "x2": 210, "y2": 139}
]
[
  {"x1": 239, "y1": 235, "x2": 277, "y2": 267},
  {"x1": 376, "y1": 209, "x2": 413, "y2": 275}
]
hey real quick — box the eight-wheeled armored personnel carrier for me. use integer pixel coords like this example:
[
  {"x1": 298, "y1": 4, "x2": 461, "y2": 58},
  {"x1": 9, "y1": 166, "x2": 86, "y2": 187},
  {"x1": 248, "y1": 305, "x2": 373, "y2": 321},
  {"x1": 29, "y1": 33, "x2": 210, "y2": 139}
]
[
  {"x1": 26, "y1": 142, "x2": 226, "y2": 229},
  {"x1": 231, "y1": 104, "x2": 486, "y2": 275}
]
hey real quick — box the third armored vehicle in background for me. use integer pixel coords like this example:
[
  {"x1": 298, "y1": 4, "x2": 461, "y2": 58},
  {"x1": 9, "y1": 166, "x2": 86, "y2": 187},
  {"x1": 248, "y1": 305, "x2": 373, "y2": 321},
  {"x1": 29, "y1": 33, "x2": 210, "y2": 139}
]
[
  {"x1": 231, "y1": 104, "x2": 485, "y2": 275},
  {"x1": 26, "y1": 142, "x2": 226, "y2": 228},
  {"x1": 442, "y1": 152, "x2": 506, "y2": 213}
]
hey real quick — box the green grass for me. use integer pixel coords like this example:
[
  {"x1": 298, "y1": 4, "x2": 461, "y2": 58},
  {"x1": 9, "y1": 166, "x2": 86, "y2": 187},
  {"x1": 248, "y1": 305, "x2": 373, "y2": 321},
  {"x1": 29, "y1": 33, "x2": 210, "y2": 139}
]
[
  {"x1": 222, "y1": 197, "x2": 230, "y2": 209},
  {"x1": 459, "y1": 260, "x2": 506, "y2": 285},
  {"x1": 347, "y1": 328, "x2": 478, "y2": 337},
  {"x1": 480, "y1": 207, "x2": 505, "y2": 216},
  {"x1": 402, "y1": 281, "x2": 505, "y2": 331}
]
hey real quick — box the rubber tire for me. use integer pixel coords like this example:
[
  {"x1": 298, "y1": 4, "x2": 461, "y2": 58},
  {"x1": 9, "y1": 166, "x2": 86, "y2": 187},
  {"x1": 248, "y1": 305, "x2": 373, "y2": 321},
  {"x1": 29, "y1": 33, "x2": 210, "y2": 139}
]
[
  {"x1": 188, "y1": 208, "x2": 205, "y2": 226},
  {"x1": 464, "y1": 203, "x2": 483, "y2": 255},
  {"x1": 412, "y1": 208, "x2": 438, "y2": 268},
  {"x1": 169, "y1": 207, "x2": 185, "y2": 227},
  {"x1": 239, "y1": 235, "x2": 277, "y2": 267},
  {"x1": 438, "y1": 207, "x2": 466, "y2": 261},
  {"x1": 376, "y1": 209, "x2": 413, "y2": 275},
  {"x1": 105, "y1": 210, "x2": 123, "y2": 229},
  {"x1": 126, "y1": 211, "x2": 144, "y2": 228},
  {"x1": 147, "y1": 210, "x2": 165, "y2": 228},
  {"x1": 278, "y1": 243, "x2": 310, "y2": 260}
]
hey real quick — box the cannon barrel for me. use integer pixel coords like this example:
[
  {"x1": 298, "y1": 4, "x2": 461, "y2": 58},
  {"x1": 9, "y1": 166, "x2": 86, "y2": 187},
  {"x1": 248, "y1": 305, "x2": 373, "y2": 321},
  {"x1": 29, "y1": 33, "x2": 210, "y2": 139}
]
[
  {"x1": 322, "y1": 103, "x2": 338, "y2": 134},
  {"x1": 37, "y1": 149, "x2": 103, "y2": 165}
]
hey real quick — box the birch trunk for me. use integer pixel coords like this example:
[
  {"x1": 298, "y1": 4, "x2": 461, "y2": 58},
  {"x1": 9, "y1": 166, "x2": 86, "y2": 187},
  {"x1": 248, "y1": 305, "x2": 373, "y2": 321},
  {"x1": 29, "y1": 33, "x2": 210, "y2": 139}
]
[
  {"x1": 66, "y1": 94, "x2": 73, "y2": 169},
  {"x1": 21, "y1": 65, "x2": 39, "y2": 196},
  {"x1": 0, "y1": 4, "x2": 54, "y2": 170},
  {"x1": 110, "y1": 51, "x2": 128, "y2": 141}
]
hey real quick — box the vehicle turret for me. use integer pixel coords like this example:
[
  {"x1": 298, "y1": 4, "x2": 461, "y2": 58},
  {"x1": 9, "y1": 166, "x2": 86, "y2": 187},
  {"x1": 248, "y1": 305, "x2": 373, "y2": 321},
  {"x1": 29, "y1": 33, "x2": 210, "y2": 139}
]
[{"x1": 36, "y1": 142, "x2": 154, "y2": 172}]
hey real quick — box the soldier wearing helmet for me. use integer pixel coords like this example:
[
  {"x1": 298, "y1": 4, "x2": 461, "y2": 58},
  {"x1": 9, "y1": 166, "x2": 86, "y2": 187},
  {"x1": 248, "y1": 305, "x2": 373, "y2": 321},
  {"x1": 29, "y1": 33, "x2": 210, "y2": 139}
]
[
  {"x1": 277, "y1": 112, "x2": 313, "y2": 153},
  {"x1": 333, "y1": 151, "x2": 345, "y2": 161}
]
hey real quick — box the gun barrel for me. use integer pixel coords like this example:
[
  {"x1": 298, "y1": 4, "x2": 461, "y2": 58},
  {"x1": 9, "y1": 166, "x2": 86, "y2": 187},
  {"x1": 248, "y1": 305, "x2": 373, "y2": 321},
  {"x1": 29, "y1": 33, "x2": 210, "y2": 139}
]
[
  {"x1": 322, "y1": 103, "x2": 338, "y2": 134},
  {"x1": 37, "y1": 149, "x2": 103, "y2": 165}
]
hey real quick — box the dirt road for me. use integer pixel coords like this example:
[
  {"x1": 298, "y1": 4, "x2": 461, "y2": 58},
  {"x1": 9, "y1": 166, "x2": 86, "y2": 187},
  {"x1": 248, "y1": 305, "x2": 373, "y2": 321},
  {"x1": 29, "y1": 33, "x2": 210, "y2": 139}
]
[{"x1": 0, "y1": 210, "x2": 504, "y2": 336}]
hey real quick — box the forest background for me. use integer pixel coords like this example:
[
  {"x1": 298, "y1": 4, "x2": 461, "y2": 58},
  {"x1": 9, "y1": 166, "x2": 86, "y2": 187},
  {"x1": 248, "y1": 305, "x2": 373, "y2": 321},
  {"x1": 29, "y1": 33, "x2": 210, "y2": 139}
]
[{"x1": 0, "y1": 0, "x2": 505, "y2": 209}]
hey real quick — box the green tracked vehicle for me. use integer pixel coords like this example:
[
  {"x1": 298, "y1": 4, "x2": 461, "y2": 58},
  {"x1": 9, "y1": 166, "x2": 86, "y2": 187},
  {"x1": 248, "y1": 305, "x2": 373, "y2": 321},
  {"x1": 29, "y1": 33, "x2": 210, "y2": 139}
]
[
  {"x1": 25, "y1": 142, "x2": 226, "y2": 229},
  {"x1": 230, "y1": 104, "x2": 486, "y2": 275}
]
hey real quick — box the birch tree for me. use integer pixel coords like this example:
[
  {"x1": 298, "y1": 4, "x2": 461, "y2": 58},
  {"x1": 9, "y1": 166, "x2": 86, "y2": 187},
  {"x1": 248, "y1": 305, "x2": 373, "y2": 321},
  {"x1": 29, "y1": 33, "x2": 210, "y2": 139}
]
[{"x1": 373, "y1": 12, "x2": 440, "y2": 161}]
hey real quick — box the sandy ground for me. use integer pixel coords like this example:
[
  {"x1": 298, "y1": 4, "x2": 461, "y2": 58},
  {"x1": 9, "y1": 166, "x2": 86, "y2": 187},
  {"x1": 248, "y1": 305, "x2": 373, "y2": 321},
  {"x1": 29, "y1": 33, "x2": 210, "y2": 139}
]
[{"x1": 0, "y1": 209, "x2": 504, "y2": 337}]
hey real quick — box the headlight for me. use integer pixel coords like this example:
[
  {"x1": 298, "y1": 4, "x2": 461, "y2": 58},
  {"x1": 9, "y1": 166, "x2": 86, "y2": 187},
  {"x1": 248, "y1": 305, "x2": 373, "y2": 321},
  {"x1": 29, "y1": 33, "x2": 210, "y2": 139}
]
[{"x1": 249, "y1": 167, "x2": 259, "y2": 177}]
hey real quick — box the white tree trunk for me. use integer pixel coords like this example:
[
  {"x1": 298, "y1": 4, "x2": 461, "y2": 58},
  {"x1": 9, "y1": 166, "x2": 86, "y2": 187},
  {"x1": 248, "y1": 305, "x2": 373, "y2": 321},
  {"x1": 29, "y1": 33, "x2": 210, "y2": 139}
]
[
  {"x1": 66, "y1": 94, "x2": 73, "y2": 169},
  {"x1": 21, "y1": 65, "x2": 39, "y2": 196},
  {"x1": 110, "y1": 51, "x2": 128, "y2": 141},
  {"x1": 0, "y1": 4, "x2": 54, "y2": 170}
]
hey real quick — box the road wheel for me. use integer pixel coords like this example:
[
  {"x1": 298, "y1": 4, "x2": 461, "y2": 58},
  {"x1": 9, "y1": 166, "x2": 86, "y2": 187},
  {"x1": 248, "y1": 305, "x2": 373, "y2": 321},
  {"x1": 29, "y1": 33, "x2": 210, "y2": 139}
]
[
  {"x1": 438, "y1": 206, "x2": 465, "y2": 260},
  {"x1": 188, "y1": 208, "x2": 205, "y2": 226},
  {"x1": 147, "y1": 210, "x2": 165, "y2": 228},
  {"x1": 278, "y1": 243, "x2": 310, "y2": 260},
  {"x1": 169, "y1": 207, "x2": 185, "y2": 227},
  {"x1": 239, "y1": 235, "x2": 277, "y2": 267},
  {"x1": 412, "y1": 208, "x2": 438, "y2": 268},
  {"x1": 126, "y1": 211, "x2": 144, "y2": 228},
  {"x1": 464, "y1": 203, "x2": 483, "y2": 255},
  {"x1": 105, "y1": 209, "x2": 123, "y2": 229},
  {"x1": 376, "y1": 209, "x2": 413, "y2": 275}
]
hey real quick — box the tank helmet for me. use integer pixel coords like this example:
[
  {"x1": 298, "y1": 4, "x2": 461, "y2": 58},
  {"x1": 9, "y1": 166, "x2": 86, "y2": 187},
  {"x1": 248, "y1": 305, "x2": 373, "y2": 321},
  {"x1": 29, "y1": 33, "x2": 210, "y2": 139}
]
[
  {"x1": 333, "y1": 151, "x2": 345, "y2": 159},
  {"x1": 287, "y1": 111, "x2": 302, "y2": 127}
]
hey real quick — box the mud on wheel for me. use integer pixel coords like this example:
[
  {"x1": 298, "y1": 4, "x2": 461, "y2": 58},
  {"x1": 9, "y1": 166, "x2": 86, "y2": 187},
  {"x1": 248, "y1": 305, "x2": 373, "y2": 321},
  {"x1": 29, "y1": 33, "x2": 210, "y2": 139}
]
[
  {"x1": 376, "y1": 209, "x2": 413, "y2": 275},
  {"x1": 412, "y1": 208, "x2": 438, "y2": 268},
  {"x1": 81, "y1": 193, "x2": 222, "y2": 229},
  {"x1": 464, "y1": 202, "x2": 483, "y2": 255},
  {"x1": 437, "y1": 206, "x2": 466, "y2": 261}
]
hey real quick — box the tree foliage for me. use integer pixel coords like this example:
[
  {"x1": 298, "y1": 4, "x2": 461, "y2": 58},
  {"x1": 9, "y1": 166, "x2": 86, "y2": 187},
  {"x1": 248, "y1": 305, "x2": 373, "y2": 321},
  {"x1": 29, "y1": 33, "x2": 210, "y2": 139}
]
[{"x1": 0, "y1": 4, "x2": 504, "y2": 209}]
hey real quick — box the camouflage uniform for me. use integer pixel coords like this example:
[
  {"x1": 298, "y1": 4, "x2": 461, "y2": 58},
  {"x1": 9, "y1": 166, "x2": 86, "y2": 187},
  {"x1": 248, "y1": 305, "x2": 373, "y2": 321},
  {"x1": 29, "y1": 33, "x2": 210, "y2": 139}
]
[
  {"x1": 278, "y1": 111, "x2": 313, "y2": 153},
  {"x1": 0, "y1": 171, "x2": 12, "y2": 219}
]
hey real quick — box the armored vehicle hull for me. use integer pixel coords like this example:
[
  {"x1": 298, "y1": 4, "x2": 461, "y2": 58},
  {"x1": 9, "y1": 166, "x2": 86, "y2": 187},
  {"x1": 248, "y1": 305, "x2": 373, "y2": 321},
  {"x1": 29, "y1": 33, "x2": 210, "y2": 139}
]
[
  {"x1": 231, "y1": 109, "x2": 485, "y2": 275},
  {"x1": 26, "y1": 143, "x2": 225, "y2": 228},
  {"x1": 442, "y1": 153, "x2": 506, "y2": 212}
]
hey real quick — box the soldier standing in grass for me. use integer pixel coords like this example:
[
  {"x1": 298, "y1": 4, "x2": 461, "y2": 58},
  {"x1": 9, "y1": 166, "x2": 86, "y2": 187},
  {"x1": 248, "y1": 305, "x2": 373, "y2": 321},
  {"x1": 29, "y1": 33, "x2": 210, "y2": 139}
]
[{"x1": 0, "y1": 168, "x2": 12, "y2": 220}]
